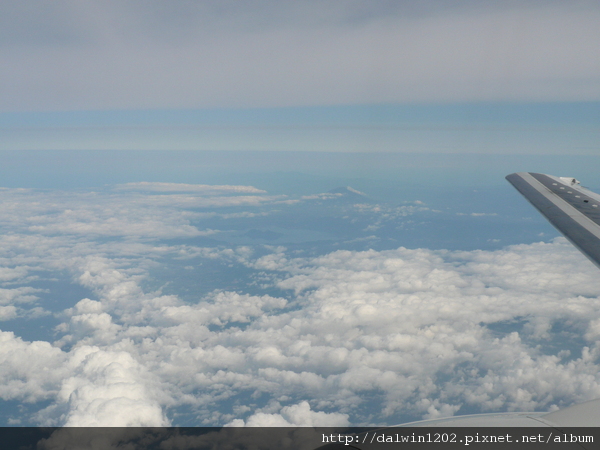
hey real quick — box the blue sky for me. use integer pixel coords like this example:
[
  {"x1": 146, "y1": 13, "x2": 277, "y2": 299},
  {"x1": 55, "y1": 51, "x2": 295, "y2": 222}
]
[{"x1": 1, "y1": 103, "x2": 600, "y2": 154}]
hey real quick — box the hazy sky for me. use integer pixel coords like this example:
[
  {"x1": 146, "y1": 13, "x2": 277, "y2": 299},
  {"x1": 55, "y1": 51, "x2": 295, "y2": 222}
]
[
  {"x1": 3, "y1": 0, "x2": 600, "y2": 110},
  {"x1": 1, "y1": 1, "x2": 600, "y2": 152}
]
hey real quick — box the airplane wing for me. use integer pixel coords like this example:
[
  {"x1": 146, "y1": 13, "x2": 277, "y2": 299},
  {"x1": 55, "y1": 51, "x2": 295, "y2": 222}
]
[{"x1": 506, "y1": 172, "x2": 600, "y2": 268}]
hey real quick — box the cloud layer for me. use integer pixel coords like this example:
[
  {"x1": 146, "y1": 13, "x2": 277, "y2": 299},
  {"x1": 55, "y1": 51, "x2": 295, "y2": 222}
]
[{"x1": 0, "y1": 182, "x2": 599, "y2": 426}]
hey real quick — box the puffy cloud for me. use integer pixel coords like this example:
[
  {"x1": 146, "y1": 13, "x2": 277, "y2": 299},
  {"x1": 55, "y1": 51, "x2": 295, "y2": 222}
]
[
  {"x1": 47, "y1": 239, "x2": 600, "y2": 424},
  {"x1": 227, "y1": 401, "x2": 349, "y2": 427},
  {"x1": 0, "y1": 330, "x2": 168, "y2": 427},
  {"x1": 8, "y1": 240, "x2": 600, "y2": 424},
  {"x1": 0, "y1": 332, "x2": 67, "y2": 403},
  {"x1": 241, "y1": 239, "x2": 600, "y2": 421},
  {"x1": 57, "y1": 347, "x2": 169, "y2": 427},
  {"x1": 0, "y1": 287, "x2": 41, "y2": 305},
  {"x1": 0, "y1": 287, "x2": 46, "y2": 320},
  {"x1": 1, "y1": 180, "x2": 600, "y2": 427}
]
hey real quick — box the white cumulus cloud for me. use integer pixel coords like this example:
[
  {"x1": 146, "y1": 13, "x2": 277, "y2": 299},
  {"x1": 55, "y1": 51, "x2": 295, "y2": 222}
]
[{"x1": 0, "y1": 181, "x2": 599, "y2": 427}]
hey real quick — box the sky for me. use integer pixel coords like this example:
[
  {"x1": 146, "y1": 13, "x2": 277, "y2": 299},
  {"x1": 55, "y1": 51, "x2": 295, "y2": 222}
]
[
  {"x1": 1, "y1": 0, "x2": 600, "y2": 152},
  {"x1": 1, "y1": 0, "x2": 600, "y2": 437},
  {"x1": 2, "y1": 0, "x2": 600, "y2": 110}
]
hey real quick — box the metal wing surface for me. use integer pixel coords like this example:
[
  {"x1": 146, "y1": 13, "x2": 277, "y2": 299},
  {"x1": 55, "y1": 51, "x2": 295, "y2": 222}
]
[{"x1": 506, "y1": 172, "x2": 600, "y2": 268}]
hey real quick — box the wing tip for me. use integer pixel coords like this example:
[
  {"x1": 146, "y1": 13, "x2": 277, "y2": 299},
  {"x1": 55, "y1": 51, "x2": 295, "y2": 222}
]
[{"x1": 505, "y1": 172, "x2": 527, "y2": 185}]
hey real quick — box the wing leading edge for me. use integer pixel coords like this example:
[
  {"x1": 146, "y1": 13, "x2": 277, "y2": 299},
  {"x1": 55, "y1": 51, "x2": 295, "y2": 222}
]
[{"x1": 506, "y1": 172, "x2": 600, "y2": 268}]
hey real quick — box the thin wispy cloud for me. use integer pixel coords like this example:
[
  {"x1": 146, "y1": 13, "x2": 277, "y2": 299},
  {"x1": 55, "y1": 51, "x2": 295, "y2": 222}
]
[{"x1": 115, "y1": 182, "x2": 266, "y2": 194}]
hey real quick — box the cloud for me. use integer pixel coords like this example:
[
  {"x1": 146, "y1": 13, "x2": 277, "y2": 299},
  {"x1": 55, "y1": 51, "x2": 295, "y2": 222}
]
[
  {"x1": 0, "y1": 287, "x2": 41, "y2": 305},
  {"x1": 0, "y1": 331, "x2": 67, "y2": 403},
  {"x1": 2, "y1": 180, "x2": 600, "y2": 427},
  {"x1": 56, "y1": 347, "x2": 169, "y2": 427},
  {"x1": 244, "y1": 239, "x2": 600, "y2": 420},
  {"x1": 115, "y1": 182, "x2": 266, "y2": 194},
  {"x1": 227, "y1": 401, "x2": 349, "y2": 427},
  {"x1": 0, "y1": 333, "x2": 167, "y2": 427},
  {"x1": 0, "y1": 185, "x2": 282, "y2": 239},
  {"x1": 0, "y1": 306, "x2": 17, "y2": 321},
  {"x1": 0, "y1": 287, "x2": 46, "y2": 320},
  {"x1": 1, "y1": 1, "x2": 600, "y2": 111},
  {"x1": 0, "y1": 267, "x2": 31, "y2": 282},
  {"x1": 301, "y1": 193, "x2": 343, "y2": 200},
  {"x1": 23, "y1": 239, "x2": 600, "y2": 424}
]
